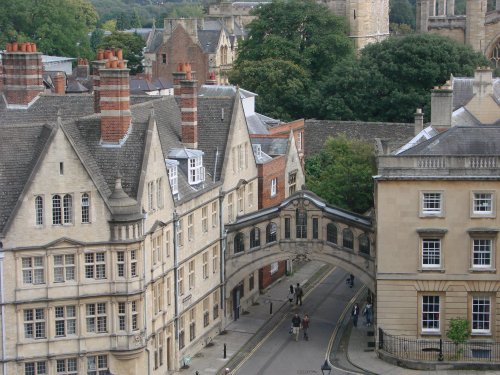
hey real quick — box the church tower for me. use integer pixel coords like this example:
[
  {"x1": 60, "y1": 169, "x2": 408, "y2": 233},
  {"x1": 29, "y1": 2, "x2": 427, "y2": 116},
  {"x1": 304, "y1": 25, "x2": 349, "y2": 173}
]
[{"x1": 321, "y1": 0, "x2": 390, "y2": 50}]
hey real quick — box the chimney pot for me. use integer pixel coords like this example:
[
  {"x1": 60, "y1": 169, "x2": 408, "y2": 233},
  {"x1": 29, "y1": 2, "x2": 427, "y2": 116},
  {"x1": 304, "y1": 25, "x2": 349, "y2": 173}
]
[
  {"x1": 31, "y1": 43, "x2": 36, "y2": 52},
  {"x1": 20, "y1": 43, "x2": 26, "y2": 52},
  {"x1": 11, "y1": 42, "x2": 18, "y2": 52},
  {"x1": 116, "y1": 49, "x2": 123, "y2": 60},
  {"x1": 6, "y1": 43, "x2": 12, "y2": 52}
]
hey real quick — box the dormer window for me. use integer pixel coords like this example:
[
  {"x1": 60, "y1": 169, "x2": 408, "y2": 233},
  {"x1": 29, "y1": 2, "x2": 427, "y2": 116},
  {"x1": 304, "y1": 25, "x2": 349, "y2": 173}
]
[
  {"x1": 166, "y1": 159, "x2": 179, "y2": 195},
  {"x1": 189, "y1": 156, "x2": 205, "y2": 185}
]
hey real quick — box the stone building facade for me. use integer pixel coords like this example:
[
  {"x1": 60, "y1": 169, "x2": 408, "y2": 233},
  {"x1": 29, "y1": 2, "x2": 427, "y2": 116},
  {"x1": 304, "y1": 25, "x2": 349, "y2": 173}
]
[
  {"x1": 376, "y1": 127, "x2": 500, "y2": 340},
  {"x1": 0, "y1": 45, "x2": 304, "y2": 375},
  {"x1": 416, "y1": 0, "x2": 500, "y2": 66}
]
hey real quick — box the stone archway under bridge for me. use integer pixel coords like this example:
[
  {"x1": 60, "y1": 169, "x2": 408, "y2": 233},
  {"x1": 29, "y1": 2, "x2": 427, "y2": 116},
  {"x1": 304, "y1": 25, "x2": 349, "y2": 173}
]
[{"x1": 224, "y1": 190, "x2": 376, "y2": 318}]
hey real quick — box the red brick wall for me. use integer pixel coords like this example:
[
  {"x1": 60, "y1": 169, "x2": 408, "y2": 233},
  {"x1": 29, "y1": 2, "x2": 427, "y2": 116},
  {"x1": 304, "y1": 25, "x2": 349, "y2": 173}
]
[
  {"x1": 154, "y1": 27, "x2": 209, "y2": 89},
  {"x1": 257, "y1": 155, "x2": 286, "y2": 209},
  {"x1": 259, "y1": 260, "x2": 287, "y2": 290},
  {"x1": 3, "y1": 52, "x2": 44, "y2": 106}
]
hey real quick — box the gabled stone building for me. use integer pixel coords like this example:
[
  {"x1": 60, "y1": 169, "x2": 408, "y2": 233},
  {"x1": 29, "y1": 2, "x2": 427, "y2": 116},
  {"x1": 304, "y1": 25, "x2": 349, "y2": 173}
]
[{"x1": 0, "y1": 45, "x2": 264, "y2": 374}]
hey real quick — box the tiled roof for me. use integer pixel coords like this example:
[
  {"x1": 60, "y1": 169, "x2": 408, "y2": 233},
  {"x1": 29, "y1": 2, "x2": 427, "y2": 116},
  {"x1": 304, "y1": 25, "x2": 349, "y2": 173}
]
[
  {"x1": 250, "y1": 137, "x2": 288, "y2": 156},
  {"x1": 305, "y1": 120, "x2": 414, "y2": 157},
  {"x1": 197, "y1": 96, "x2": 236, "y2": 182},
  {"x1": 399, "y1": 126, "x2": 500, "y2": 156},
  {"x1": 145, "y1": 29, "x2": 164, "y2": 53},
  {"x1": 0, "y1": 94, "x2": 94, "y2": 125},
  {"x1": 198, "y1": 30, "x2": 222, "y2": 53},
  {"x1": 0, "y1": 124, "x2": 55, "y2": 234}
]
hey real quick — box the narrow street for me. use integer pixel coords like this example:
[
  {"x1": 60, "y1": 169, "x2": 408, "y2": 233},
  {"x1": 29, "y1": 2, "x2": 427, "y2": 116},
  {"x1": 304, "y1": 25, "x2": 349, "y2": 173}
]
[{"x1": 232, "y1": 267, "x2": 361, "y2": 375}]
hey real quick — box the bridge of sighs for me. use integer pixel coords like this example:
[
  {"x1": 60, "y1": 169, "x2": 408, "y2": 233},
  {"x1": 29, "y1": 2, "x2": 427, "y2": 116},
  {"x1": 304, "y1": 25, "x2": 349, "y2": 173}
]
[{"x1": 224, "y1": 191, "x2": 376, "y2": 306}]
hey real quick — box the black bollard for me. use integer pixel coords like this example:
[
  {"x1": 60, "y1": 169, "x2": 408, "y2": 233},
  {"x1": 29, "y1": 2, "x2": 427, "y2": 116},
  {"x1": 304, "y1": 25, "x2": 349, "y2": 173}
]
[
  {"x1": 270, "y1": 302, "x2": 273, "y2": 314},
  {"x1": 223, "y1": 343, "x2": 227, "y2": 359},
  {"x1": 195, "y1": 372, "x2": 199, "y2": 375}
]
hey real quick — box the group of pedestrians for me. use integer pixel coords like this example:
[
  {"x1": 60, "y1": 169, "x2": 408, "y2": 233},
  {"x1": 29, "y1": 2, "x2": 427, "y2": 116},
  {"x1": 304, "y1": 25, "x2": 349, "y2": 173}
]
[
  {"x1": 351, "y1": 299, "x2": 373, "y2": 327},
  {"x1": 288, "y1": 283, "x2": 303, "y2": 306},
  {"x1": 290, "y1": 312, "x2": 310, "y2": 341}
]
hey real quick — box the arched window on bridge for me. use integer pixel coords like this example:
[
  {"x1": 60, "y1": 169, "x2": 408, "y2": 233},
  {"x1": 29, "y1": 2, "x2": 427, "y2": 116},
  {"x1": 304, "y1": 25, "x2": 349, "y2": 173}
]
[
  {"x1": 327, "y1": 223, "x2": 337, "y2": 244},
  {"x1": 234, "y1": 232, "x2": 245, "y2": 253},
  {"x1": 342, "y1": 228, "x2": 353, "y2": 250},
  {"x1": 250, "y1": 227, "x2": 261, "y2": 248},
  {"x1": 359, "y1": 234, "x2": 370, "y2": 255},
  {"x1": 266, "y1": 223, "x2": 277, "y2": 243},
  {"x1": 296, "y1": 209, "x2": 307, "y2": 239}
]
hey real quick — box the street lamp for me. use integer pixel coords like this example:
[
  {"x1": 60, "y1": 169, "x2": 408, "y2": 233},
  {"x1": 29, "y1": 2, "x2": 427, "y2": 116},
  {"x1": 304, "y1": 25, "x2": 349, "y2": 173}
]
[{"x1": 320, "y1": 359, "x2": 332, "y2": 375}]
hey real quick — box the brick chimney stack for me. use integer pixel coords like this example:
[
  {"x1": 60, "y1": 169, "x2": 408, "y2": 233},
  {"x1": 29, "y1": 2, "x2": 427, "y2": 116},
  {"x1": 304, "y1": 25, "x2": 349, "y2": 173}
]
[
  {"x1": 99, "y1": 50, "x2": 131, "y2": 144},
  {"x1": 180, "y1": 63, "x2": 198, "y2": 148},
  {"x1": 76, "y1": 58, "x2": 90, "y2": 80},
  {"x1": 205, "y1": 71, "x2": 217, "y2": 85},
  {"x1": 92, "y1": 49, "x2": 108, "y2": 113},
  {"x1": 53, "y1": 72, "x2": 65, "y2": 95},
  {"x1": 2, "y1": 42, "x2": 44, "y2": 108},
  {"x1": 173, "y1": 63, "x2": 187, "y2": 102}
]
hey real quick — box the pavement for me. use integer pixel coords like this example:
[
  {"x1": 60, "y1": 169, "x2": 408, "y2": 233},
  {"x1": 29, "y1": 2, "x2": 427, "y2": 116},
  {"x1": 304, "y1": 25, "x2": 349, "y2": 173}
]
[{"x1": 176, "y1": 261, "x2": 500, "y2": 375}]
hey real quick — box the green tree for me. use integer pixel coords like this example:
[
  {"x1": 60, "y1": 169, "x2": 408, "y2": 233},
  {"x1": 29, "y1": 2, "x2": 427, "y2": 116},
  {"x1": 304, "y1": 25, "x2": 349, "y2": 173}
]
[
  {"x1": 98, "y1": 31, "x2": 145, "y2": 74},
  {"x1": 229, "y1": 0, "x2": 353, "y2": 120},
  {"x1": 446, "y1": 317, "x2": 470, "y2": 359},
  {"x1": 229, "y1": 59, "x2": 310, "y2": 121},
  {"x1": 101, "y1": 19, "x2": 117, "y2": 32},
  {"x1": 0, "y1": 0, "x2": 95, "y2": 59},
  {"x1": 390, "y1": 0, "x2": 415, "y2": 28},
  {"x1": 319, "y1": 34, "x2": 488, "y2": 122},
  {"x1": 90, "y1": 28, "x2": 105, "y2": 51},
  {"x1": 305, "y1": 135, "x2": 376, "y2": 213}
]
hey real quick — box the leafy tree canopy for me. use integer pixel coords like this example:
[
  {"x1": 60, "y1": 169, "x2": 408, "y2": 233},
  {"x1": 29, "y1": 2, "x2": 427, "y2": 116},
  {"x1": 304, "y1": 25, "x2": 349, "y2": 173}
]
[
  {"x1": 446, "y1": 318, "x2": 470, "y2": 345},
  {"x1": 389, "y1": 0, "x2": 415, "y2": 28},
  {"x1": 229, "y1": 0, "x2": 353, "y2": 120},
  {"x1": 319, "y1": 34, "x2": 488, "y2": 122},
  {"x1": 305, "y1": 135, "x2": 376, "y2": 214},
  {"x1": 98, "y1": 31, "x2": 145, "y2": 74}
]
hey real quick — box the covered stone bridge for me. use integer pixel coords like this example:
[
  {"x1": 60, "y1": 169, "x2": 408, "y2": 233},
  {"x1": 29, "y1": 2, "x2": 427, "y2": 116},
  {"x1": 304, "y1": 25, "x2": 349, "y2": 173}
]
[{"x1": 224, "y1": 191, "x2": 376, "y2": 295}]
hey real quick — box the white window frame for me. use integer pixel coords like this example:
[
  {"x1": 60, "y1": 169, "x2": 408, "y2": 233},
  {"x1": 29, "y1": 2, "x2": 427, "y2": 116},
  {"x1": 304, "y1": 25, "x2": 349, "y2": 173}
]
[
  {"x1": 156, "y1": 178, "x2": 163, "y2": 208},
  {"x1": 188, "y1": 260, "x2": 195, "y2": 290},
  {"x1": 22, "y1": 256, "x2": 45, "y2": 285},
  {"x1": 472, "y1": 192, "x2": 494, "y2": 217},
  {"x1": 202, "y1": 251, "x2": 208, "y2": 279},
  {"x1": 54, "y1": 305, "x2": 76, "y2": 337},
  {"x1": 472, "y1": 238, "x2": 493, "y2": 269},
  {"x1": 421, "y1": 295, "x2": 440, "y2": 333},
  {"x1": 472, "y1": 296, "x2": 491, "y2": 334},
  {"x1": 56, "y1": 358, "x2": 77, "y2": 375},
  {"x1": 86, "y1": 303, "x2": 107, "y2": 333},
  {"x1": 188, "y1": 214, "x2": 194, "y2": 241},
  {"x1": 188, "y1": 156, "x2": 205, "y2": 185},
  {"x1": 118, "y1": 302, "x2": 126, "y2": 331},
  {"x1": 130, "y1": 250, "x2": 138, "y2": 278},
  {"x1": 35, "y1": 195, "x2": 44, "y2": 226},
  {"x1": 84, "y1": 252, "x2": 106, "y2": 280},
  {"x1": 271, "y1": 178, "x2": 277, "y2": 197},
  {"x1": 167, "y1": 164, "x2": 178, "y2": 195},
  {"x1": 87, "y1": 355, "x2": 107, "y2": 375},
  {"x1": 63, "y1": 194, "x2": 72, "y2": 224},
  {"x1": 270, "y1": 261, "x2": 278, "y2": 275},
  {"x1": 421, "y1": 191, "x2": 443, "y2": 216},
  {"x1": 421, "y1": 238, "x2": 441, "y2": 269},
  {"x1": 202, "y1": 206, "x2": 208, "y2": 233},
  {"x1": 212, "y1": 201, "x2": 218, "y2": 228},
  {"x1": 53, "y1": 254, "x2": 75, "y2": 283},
  {"x1": 24, "y1": 308, "x2": 46, "y2": 339},
  {"x1": 81, "y1": 193, "x2": 90, "y2": 223},
  {"x1": 148, "y1": 181, "x2": 154, "y2": 211},
  {"x1": 212, "y1": 245, "x2": 218, "y2": 274}
]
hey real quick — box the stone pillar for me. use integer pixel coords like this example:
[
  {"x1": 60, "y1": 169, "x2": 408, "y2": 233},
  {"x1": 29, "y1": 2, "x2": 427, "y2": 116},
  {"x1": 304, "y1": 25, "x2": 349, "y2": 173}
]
[
  {"x1": 447, "y1": 0, "x2": 455, "y2": 15},
  {"x1": 466, "y1": 0, "x2": 486, "y2": 53},
  {"x1": 431, "y1": 85, "x2": 453, "y2": 129},
  {"x1": 417, "y1": 0, "x2": 430, "y2": 32},
  {"x1": 414, "y1": 108, "x2": 424, "y2": 135},
  {"x1": 472, "y1": 67, "x2": 493, "y2": 98}
]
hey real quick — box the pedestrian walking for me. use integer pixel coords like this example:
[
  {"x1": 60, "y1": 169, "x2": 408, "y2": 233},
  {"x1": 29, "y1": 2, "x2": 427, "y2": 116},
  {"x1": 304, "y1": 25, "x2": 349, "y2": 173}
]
[
  {"x1": 363, "y1": 302, "x2": 373, "y2": 326},
  {"x1": 288, "y1": 284, "x2": 294, "y2": 303},
  {"x1": 302, "y1": 313, "x2": 310, "y2": 340},
  {"x1": 349, "y1": 274, "x2": 354, "y2": 288},
  {"x1": 291, "y1": 313, "x2": 301, "y2": 341},
  {"x1": 295, "y1": 283, "x2": 303, "y2": 306},
  {"x1": 351, "y1": 303, "x2": 359, "y2": 327}
]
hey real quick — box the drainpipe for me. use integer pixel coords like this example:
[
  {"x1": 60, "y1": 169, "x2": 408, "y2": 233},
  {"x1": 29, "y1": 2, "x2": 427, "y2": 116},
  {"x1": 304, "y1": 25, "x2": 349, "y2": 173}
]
[
  {"x1": 172, "y1": 211, "x2": 180, "y2": 368},
  {"x1": 0, "y1": 247, "x2": 6, "y2": 375},
  {"x1": 218, "y1": 190, "x2": 226, "y2": 314},
  {"x1": 142, "y1": 234, "x2": 150, "y2": 375}
]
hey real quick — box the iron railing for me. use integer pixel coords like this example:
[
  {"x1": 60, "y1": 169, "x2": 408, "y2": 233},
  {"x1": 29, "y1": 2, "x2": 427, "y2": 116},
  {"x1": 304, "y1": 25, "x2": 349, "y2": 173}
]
[{"x1": 379, "y1": 328, "x2": 500, "y2": 362}]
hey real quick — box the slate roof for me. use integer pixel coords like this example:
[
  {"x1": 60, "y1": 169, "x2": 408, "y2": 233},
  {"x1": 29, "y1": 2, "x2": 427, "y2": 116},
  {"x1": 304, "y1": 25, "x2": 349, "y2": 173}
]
[
  {"x1": 145, "y1": 29, "x2": 164, "y2": 53},
  {"x1": 305, "y1": 120, "x2": 415, "y2": 157},
  {"x1": 250, "y1": 137, "x2": 288, "y2": 156},
  {"x1": 452, "y1": 77, "x2": 500, "y2": 109},
  {"x1": 153, "y1": 77, "x2": 173, "y2": 90},
  {"x1": 199, "y1": 30, "x2": 222, "y2": 53},
  {"x1": 0, "y1": 94, "x2": 95, "y2": 126},
  {"x1": 197, "y1": 95, "x2": 236, "y2": 182},
  {"x1": 0, "y1": 124, "x2": 55, "y2": 234},
  {"x1": 399, "y1": 126, "x2": 500, "y2": 156}
]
